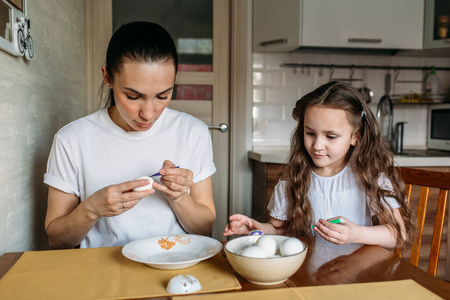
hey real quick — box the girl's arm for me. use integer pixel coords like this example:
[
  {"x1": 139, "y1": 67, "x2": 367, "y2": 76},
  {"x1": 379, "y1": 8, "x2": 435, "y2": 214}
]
[
  {"x1": 45, "y1": 179, "x2": 153, "y2": 249},
  {"x1": 223, "y1": 215, "x2": 288, "y2": 236},
  {"x1": 313, "y1": 208, "x2": 405, "y2": 248}
]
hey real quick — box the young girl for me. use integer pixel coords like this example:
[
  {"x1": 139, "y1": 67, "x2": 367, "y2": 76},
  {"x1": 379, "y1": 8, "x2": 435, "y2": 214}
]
[
  {"x1": 224, "y1": 81, "x2": 414, "y2": 249},
  {"x1": 44, "y1": 22, "x2": 216, "y2": 249}
]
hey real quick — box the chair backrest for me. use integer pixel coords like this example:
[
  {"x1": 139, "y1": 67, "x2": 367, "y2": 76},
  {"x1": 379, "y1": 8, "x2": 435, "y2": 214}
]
[{"x1": 396, "y1": 167, "x2": 450, "y2": 276}]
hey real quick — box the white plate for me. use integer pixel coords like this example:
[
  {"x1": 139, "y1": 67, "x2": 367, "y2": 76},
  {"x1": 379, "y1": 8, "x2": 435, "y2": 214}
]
[{"x1": 122, "y1": 234, "x2": 222, "y2": 270}]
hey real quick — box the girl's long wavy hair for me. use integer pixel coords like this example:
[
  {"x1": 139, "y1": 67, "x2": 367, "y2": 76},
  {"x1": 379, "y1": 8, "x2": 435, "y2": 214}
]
[{"x1": 284, "y1": 81, "x2": 414, "y2": 248}]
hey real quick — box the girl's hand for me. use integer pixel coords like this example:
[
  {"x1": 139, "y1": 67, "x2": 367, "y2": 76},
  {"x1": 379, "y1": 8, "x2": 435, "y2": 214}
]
[
  {"x1": 153, "y1": 160, "x2": 193, "y2": 201},
  {"x1": 223, "y1": 214, "x2": 261, "y2": 236},
  {"x1": 313, "y1": 216, "x2": 361, "y2": 245},
  {"x1": 85, "y1": 179, "x2": 153, "y2": 219}
]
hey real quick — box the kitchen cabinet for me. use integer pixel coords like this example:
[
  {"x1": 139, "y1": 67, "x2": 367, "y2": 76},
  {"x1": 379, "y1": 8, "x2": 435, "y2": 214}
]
[
  {"x1": 251, "y1": 160, "x2": 286, "y2": 222},
  {"x1": 253, "y1": 0, "x2": 424, "y2": 52},
  {"x1": 424, "y1": 0, "x2": 450, "y2": 49}
]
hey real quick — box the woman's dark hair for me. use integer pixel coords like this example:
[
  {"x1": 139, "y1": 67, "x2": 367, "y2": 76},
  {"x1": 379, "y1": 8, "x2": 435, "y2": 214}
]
[
  {"x1": 100, "y1": 21, "x2": 178, "y2": 108},
  {"x1": 283, "y1": 81, "x2": 414, "y2": 249}
]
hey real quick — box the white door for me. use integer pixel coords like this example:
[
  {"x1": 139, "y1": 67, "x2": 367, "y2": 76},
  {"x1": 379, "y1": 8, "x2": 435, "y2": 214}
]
[{"x1": 84, "y1": 0, "x2": 231, "y2": 240}]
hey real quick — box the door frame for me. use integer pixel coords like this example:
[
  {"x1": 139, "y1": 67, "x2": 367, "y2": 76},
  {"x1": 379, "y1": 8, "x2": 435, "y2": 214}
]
[
  {"x1": 208, "y1": 0, "x2": 230, "y2": 240},
  {"x1": 229, "y1": 0, "x2": 253, "y2": 221},
  {"x1": 84, "y1": 0, "x2": 112, "y2": 114}
]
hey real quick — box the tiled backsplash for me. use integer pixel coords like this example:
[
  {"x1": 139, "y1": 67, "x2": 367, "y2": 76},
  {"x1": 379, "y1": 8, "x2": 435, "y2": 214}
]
[{"x1": 253, "y1": 53, "x2": 450, "y2": 149}]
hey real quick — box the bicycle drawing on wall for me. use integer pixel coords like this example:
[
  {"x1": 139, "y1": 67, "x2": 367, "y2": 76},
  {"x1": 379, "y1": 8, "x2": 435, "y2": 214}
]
[{"x1": 14, "y1": 17, "x2": 34, "y2": 60}]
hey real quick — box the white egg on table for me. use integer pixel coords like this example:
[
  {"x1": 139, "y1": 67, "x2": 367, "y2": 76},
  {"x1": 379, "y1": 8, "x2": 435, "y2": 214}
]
[
  {"x1": 256, "y1": 236, "x2": 277, "y2": 258},
  {"x1": 240, "y1": 245, "x2": 267, "y2": 258},
  {"x1": 132, "y1": 176, "x2": 154, "y2": 192},
  {"x1": 166, "y1": 275, "x2": 202, "y2": 294},
  {"x1": 280, "y1": 238, "x2": 304, "y2": 257}
]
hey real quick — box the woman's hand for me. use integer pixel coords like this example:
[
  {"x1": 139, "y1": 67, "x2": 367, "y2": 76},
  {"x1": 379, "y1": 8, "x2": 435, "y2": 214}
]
[
  {"x1": 84, "y1": 178, "x2": 154, "y2": 219},
  {"x1": 223, "y1": 214, "x2": 262, "y2": 236},
  {"x1": 45, "y1": 178, "x2": 153, "y2": 249},
  {"x1": 153, "y1": 160, "x2": 193, "y2": 201},
  {"x1": 313, "y1": 216, "x2": 361, "y2": 245}
]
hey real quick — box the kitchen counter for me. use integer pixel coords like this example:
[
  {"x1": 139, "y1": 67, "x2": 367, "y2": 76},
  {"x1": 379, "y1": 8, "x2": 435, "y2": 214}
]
[{"x1": 249, "y1": 147, "x2": 450, "y2": 167}]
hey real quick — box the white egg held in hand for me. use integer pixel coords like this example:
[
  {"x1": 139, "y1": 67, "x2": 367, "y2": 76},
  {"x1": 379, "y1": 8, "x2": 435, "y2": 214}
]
[
  {"x1": 132, "y1": 176, "x2": 154, "y2": 192},
  {"x1": 280, "y1": 238, "x2": 304, "y2": 257},
  {"x1": 240, "y1": 245, "x2": 267, "y2": 258},
  {"x1": 256, "y1": 236, "x2": 277, "y2": 257}
]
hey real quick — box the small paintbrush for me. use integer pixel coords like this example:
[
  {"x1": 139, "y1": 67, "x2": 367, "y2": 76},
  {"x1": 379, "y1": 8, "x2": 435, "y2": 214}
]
[
  {"x1": 311, "y1": 218, "x2": 342, "y2": 228},
  {"x1": 149, "y1": 166, "x2": 180, "y2": 177}
]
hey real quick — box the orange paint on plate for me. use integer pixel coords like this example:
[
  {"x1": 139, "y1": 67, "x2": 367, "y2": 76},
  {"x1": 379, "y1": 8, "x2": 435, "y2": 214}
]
[
  {"x1": 174, "y1": 235, "x2": 191, "y2": 245},
  {"x1": 158, "y1": 237, "x2": 176, "y2": 250}
]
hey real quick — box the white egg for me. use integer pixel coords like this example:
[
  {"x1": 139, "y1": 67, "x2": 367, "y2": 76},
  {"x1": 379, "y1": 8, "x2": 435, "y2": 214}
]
[
  {"x1": 132, "y1": 176, "x2": 154, "y2": 192},
  {"x1": 166, "y1": 275, "x2": 202, "y2": 294},
  {"x1": 240, "y1": 245, "x2": 267, "y2": 258},
  {"x1": 256, "y1": 236, "x2": 277, "y2": 258},
  {"x1": 280, "y1": 238, "x2": 304, "y2": 257}
]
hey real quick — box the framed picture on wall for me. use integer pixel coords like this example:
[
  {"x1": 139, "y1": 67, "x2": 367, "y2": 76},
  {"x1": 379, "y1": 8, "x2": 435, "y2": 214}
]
[
  {"x1": 7, "y1": 0, "x2": 23, "y2": 11},
  {"x1": 0, "y1": 0, "x2": 33, "y2": 59}
]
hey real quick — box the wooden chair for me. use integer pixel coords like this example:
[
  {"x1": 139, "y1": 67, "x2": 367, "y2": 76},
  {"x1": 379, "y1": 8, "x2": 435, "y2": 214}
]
[{"x1": 395, "y1": 167, "x2": 450, "y2": 277}]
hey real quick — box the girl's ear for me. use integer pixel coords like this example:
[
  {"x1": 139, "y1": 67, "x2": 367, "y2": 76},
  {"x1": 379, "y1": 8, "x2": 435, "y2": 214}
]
[
  {"x1": 101, "y1": 66, "x2": 112, "y2": 88},
  {"x1": 350, "y1": 130, "x2": 359, "y2": 146}
]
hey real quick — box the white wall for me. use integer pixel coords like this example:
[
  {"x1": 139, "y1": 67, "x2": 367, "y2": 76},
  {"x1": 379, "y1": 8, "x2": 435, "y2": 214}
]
[
  {"x1": 0, "y1": 0, "x2": 84, "y2": 255},
  {"x1": 253, "y1": 52, "x2": 450, "y2": 148}
]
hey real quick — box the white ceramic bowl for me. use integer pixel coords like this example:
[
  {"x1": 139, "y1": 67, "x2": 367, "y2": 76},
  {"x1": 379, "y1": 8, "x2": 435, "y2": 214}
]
[{"x1": 224, "y1": 235, "x2": 307, "y2": 285}]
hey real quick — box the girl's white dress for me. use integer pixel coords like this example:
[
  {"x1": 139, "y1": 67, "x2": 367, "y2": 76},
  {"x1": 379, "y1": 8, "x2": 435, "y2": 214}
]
[{"x1": 268, "y1": 165, "x2": 399, "y2": 228}]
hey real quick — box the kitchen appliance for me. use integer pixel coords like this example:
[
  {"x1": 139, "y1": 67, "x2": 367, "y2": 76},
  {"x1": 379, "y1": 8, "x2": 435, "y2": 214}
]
[
  {"x1": 427, "y1": 103, "x2": 450, "y2": 151},
  {"x1": 394, "y1": 122, "x2": 407, "y2": 154},
  {"x1": 377, "y1": 73, "x2": 393, "y2": 149}
]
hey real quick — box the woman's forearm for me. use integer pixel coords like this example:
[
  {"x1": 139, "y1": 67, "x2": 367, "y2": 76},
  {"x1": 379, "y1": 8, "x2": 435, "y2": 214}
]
[
  {"x1": 169, "y1": 193, "x2": 215, "y2": 235},
  {"x1": 46, "y1": 201, "x2": 98, "y2": 249},
  {"x1": 168, "y1": 177, "x2": 216, "y2": 235}
]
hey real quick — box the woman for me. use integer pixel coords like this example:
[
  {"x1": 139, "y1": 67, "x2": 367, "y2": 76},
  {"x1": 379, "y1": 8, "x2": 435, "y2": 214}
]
[{"x1": 44, "y1": 21, "x2": 216, "y2": 249}]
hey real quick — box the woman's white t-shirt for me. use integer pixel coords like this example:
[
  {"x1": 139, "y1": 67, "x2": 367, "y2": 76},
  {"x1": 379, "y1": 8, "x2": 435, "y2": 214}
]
[
  {"x1": 44, "y1": 108, "x2": 216, "y2": 248},
  {"x1": 267, "y1": 165, "x2": 399, "y2": 229}
]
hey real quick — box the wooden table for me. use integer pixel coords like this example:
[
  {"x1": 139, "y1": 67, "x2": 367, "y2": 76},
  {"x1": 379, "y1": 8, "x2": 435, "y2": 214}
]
[{"x1": 1, "y1": 237, "x2": 449, "y2": 299}]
